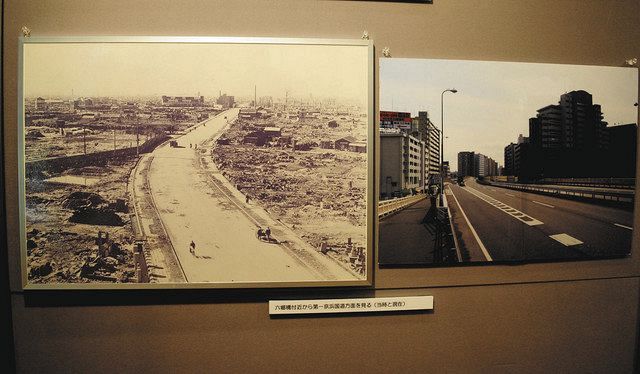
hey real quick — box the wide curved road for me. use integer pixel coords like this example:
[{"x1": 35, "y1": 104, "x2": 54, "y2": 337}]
[{"x1": 146, "y1": 109, "x2": 356, "y2": 283}]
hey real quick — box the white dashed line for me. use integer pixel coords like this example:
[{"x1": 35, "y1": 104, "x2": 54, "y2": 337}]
[
  {"x1": 462, "y1": 186, "x2": 543, "y2": 226},
  {"x1": 505, "y1": 193, "x2": 515, "y2": 197},
  {"x1": 449, "y1": 188, "x2": 493, "y2": 261},
  {"x1": 532, "y1": 200, "x2": 555, "y2": 208},
  {"x1": 549, "y1": 233, "x2": 583, "y2": 246},
  {"x1": 614, "y1": 223, "x2": 633, "y2": 230}
]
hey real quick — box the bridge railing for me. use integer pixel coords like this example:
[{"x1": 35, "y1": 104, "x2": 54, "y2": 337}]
[
  {"x1": 433, "y1": 206, "x2": 458, "y2": 264},
  {"x1": 378, "y1": 194, "x2": 426, "y2": 218},
  {"x1": 538, "y1": 177, "x2": 635, "y2": 189},
  {"x1": 489, "y1": 181, "x2": 634, "y2": 204}
]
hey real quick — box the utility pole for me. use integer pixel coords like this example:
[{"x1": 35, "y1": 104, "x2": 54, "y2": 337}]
[
  {"x1": 82, "y1": 124, "x2": 87, "y2": 155},
  {"x1": 440, "y1": 89, "x2": 458, "y2": 206}
]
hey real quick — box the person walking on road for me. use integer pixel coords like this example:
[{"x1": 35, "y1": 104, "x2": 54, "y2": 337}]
[
  {"x1": 265, "y1": 227, "x2": 271, "y2": 242},
  {"x1": 189, "y1": 240, "x2": 196, "y2": 256},
  {"x1": 257, "y1": 227, "x2": 264, "y2": 240}
]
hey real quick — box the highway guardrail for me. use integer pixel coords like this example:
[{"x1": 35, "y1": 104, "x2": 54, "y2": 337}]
[{"x1": 489, "y1": 181, "x2": 635, "y2": 204}]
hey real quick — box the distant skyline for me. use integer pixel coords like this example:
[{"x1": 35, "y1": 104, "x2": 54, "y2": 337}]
[
  {"x1": 24, "y1": 42, "x2": 369, "y2": 108},
  {"x1": 381, "y1": 58, "x2": 638, "y2": 168}
]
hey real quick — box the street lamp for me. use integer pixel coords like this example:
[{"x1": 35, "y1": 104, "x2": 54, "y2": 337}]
[{"x1": 440, "y1": 88, "x2": 458, "y2": 205}]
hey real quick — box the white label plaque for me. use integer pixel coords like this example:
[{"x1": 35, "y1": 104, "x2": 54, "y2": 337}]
[{"x1": 269, "y1": 296, "x2": 433, "y2": 315}]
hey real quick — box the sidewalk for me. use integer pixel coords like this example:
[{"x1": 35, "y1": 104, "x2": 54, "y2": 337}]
[
  {"x1": 378, "y1": 198, "x2": 436, "y2": 265},
  {"x1": 129, "y1": 153, "x2": 187, "y2": 283}
]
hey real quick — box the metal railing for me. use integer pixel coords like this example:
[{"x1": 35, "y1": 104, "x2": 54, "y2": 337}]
[
  {"x1": 378, "y1": 194, "x2": 426, "y2": 218},
  {"x1": 538, "y1": 177, "x2": 635, "y2": 189},
  {"x1": 432, "y1": 206, "x2": 458, "y2": 264},
  {"x1": 490, "y1": 181, "x2": 634, "y2": 203}
]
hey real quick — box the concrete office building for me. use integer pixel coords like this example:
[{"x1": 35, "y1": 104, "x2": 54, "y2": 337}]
[
  {"x1": 380, "y1": 110, "x2": 440, "y2": 191},
  {"x1": 161, "y1": 95, "x2": 205, "y2": 107},
  {"x1": 216, "y1": 93, "x2": 235, "y2": 108}
]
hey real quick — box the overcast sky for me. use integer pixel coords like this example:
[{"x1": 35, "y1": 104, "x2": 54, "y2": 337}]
[
  {"x1": 24, "y1": 42, "x2": 369, "y2": 107},
  {"x1": 381, "y1": 58, "x2": 638, "y2": 169}
]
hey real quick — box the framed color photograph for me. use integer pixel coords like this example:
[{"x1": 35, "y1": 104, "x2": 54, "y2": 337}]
[
  {"x1": 378, "y1": 58, "x2": 638, "y2": 266},
  {"x1": 19, "y1": 37, "x2": 374, "y2": 289}
]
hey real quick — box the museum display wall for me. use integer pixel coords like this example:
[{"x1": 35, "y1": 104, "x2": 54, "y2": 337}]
[{"x1": 3, "y1": 0, "x2": 640, "y2": 372}]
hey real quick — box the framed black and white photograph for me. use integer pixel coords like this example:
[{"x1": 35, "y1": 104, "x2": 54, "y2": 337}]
[
  {"x1": 378, "y1": 58, "x2": 638, "y2": 266},
  {"x1": 19, "y1": 37, "x2": 374, "y2": 289}
]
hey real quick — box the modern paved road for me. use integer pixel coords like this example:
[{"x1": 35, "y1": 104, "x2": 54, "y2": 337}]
[
  {"x1": 448, "y1": 178, "x2": 633, "y2": 262},
  {"x1": 146, "y1": 109, "x2": 356, "y2": 283}
]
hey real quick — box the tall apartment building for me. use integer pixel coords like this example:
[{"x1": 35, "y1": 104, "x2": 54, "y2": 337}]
[
  {"x1": 526, "y1": 90, "x2": 611, "y2": 178},
  {"x1": 607, "y1": 123, "x2": 638, "y2": 178},
  {"x1": 504, "y1": 134, "x2": 529, "y2": 178},
  {"x1": 474, "y1": 153, "x2": 486, "y2": 177},
  {"x1": 442, "y1": 161, "x2": 450, "y2": 177},
  {"x1": 504, "y1": 143, "x2": 516, "y2": 176},
  {"x1": 457, "y1": 151, "x2": 475, "y2": 177},
  {"x1": 413, "y1": 111, "x2": 441, "y2": 179},
  {"x1": 473, "y1": 153, "x2": 498, "y2": 177},
  {"x1": 380, "y1": 132, "x2": 426, "y2": 197}
]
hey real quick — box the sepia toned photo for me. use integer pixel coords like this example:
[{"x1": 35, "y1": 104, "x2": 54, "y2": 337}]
[
  {"x1": 378, "y1": 58, "x2": 638, "y2": 266},
  {"x1": 19, "y1": 37, "x2": 373, "y2": 288}
]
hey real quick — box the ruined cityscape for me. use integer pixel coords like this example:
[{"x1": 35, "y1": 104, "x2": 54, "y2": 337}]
[
  {"x1": 378, "y1": 58, "x2": 637, "y2": 266},
  {"x1": 24, "y1": 91, "x2": 369, "y2": 284}
]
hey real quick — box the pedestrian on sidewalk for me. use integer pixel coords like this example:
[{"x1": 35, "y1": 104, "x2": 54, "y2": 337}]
[
  {"x1": 265, "y1": 227, "x2": 271, "y2": 241},
  {"x1": 189, "y1": 240, "x2": 196, "y2": 255}
]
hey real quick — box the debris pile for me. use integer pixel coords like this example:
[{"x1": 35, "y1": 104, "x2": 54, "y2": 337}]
[
  {"x1": 211, "y1": 115, "x2": 367, "y2": 266},
  {"x1": 26, "y1": 226, "x2": 135, "y2": 283},
  {"x1": 25, "y1": 158, "x2": 138, "y2": 284},
  {"x1": 62, "y1": 191, "x2": 126, "y2": 226}
]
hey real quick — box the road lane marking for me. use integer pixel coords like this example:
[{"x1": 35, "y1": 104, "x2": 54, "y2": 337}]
[
  {"x1": 448, "y1": 188, "x2": 493, "y2": 261},
  {"x1": 614, "y1": 223, "x2": 633, "y2": 230},
  {"x1": 549, "y1": 233, "x2": 583, "y2": 246},
  {"x1": 532, "y1": 200, "x2": 555, "y2": 208},
  {"x1": 505, "y1": 193, "x2": 515, "y2": 197},
  {"x1": 462, "y1": 186, "x2": 543, "y2": 226}
]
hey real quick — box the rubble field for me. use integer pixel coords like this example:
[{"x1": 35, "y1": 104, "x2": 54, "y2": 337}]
[
  {"x1": 25, "y1": 158, "x2": 139, "y2": 283},
  {"x1": 211, "y1": 115, "x2": 368, "y2": 268},
  {"x1": 25, "y1": 126, "x2": 143, "y2": 161}
]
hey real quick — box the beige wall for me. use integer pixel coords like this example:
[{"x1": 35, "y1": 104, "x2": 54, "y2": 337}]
[{"x1": 4, "y1": 0, "x2": 640, "y2": 372}]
